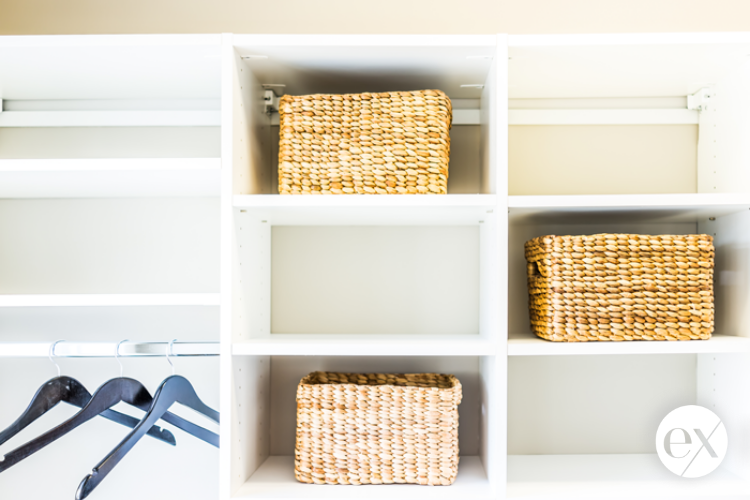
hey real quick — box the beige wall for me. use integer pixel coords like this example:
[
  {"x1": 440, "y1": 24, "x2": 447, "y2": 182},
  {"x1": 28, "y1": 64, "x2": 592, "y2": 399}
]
[{"x1": 2, "y1": 0, "x2": 750, "y2": 35}]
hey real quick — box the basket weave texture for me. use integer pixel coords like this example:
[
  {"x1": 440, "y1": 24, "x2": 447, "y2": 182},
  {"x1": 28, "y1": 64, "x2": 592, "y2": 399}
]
[
  {"x1": 525, "y1": 234, "x2": 715, "y2": 342},
  {"x1": 294, "y1": 371, "x2": 462, "y2": 486},
  {"x1": 278, "y1": 90, "x2": 452, "y2": 195}
]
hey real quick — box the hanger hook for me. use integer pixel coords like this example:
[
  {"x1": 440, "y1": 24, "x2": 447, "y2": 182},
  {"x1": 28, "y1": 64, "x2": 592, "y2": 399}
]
[
  {"x1": 166, "y1": 339, "x2": 177, "y2": 375},
  {"x1": 48, "y1": 339, "x2": 64, "y2": 378},
  {"x1": 115, "y1": 339, "x2": 128, "y2": 378}
]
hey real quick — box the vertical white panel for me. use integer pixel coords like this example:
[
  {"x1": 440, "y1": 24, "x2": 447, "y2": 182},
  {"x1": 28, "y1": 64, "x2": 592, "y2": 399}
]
[
  {"x1": 698, "y1": 59, "x2": 750, "y2": 194},
  {"x1": 235, "y1": 215, "x2": 271, "y2": 340},
  {"x1": 479, "y1": 36, "x2": 499, "y2": 195},
  {"x1": 697, "y1": 353, "x2": 750, "y2": 480},
  {"x1": 493, "y1": 32, "x2": 508, "y2": 500},
  {"x1": 219, "y1": 32, "x2": 234, "y2": 500},
  {"x1": 233, "y1": 51, "x2": 272, "y2": 195},
  {"x1": 230, "y1": 356, "x2": 271, "y2": 493},
  {"x1": 479, "y1": 215, "x2": 499, "y2": 342},
  {"x1": 701, "y1": 211, "x2": 750, "y2": 338}
]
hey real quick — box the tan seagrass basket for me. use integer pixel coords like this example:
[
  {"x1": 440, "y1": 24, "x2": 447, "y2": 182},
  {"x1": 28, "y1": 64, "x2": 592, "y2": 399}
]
[
  {"x1": 294, "y1": 371, "x2": 462, "y2": 486},
  {"x1": 525, "y1": 234, "x2": 715, "y2": 342},
  {"x1": 278, "y1": 90, "x2": 452, "y2": 195}
]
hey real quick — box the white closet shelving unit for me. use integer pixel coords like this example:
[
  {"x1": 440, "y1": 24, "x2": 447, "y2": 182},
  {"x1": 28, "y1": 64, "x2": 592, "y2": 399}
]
[{"x1": 2, "y1": 31, "x2": 750, "y2": 500}]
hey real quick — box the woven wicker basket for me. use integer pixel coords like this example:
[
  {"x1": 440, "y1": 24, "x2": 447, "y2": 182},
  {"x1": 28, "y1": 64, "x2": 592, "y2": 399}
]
[
  {"x1": 294, "y1": 371, "x2": 462, "y2": 486},
  {"x1": 278, "y1": 90, "x2": 452, "y2": 195},
  {"x1": 525, "y1": 234, "x2": 715, "y2": 342}
]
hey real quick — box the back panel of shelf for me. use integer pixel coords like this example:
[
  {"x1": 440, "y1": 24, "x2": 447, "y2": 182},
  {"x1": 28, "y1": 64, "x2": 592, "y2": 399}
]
[{"x1": 0, "y1": 197, "x2": 220, "y2": 294}]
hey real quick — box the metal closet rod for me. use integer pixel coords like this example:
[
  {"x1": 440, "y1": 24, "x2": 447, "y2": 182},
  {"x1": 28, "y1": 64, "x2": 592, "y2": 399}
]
[{"x1": 1, "y1": 341, "x2": 220, "y2": 358}]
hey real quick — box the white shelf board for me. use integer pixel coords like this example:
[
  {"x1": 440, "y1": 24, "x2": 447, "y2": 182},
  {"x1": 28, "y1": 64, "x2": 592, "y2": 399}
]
[
  {"x1": 508, "y1": 454, "x2": 750, "y2": 499},
  {"x1": 234, "y1": 195, "x2": 496, "y2": 225},
  {"x1": 233, "y1": 455, "x2": 492, "y2": 500},
  {"x1": 233, "y1": 334, "x2": 496, "y2": 356},
  {"x1": 0, "y1": 158, "x2": 221, "y2": 198},
  {"x1": 509, "y1": 333, "x2": 750, "y2": 356},
  {"x1": 508, "y1": 193, "x2": 750, "y2": 224},
  {"x1": 0, "y1": 294, "x2": 221, "y2": 308}
]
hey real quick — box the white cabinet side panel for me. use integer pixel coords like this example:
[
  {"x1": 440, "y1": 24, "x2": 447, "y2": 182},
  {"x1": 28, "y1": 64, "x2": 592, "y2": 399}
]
[
  {"x1": 701, "y1": 211, "x2": 750, "y2": 338},
  {"x1": 698, "y1": 60, "x2": 750, "y2": 194},
  {"x1": 235, "y1": 217, "x2": 271, "y2": 340},
  {"x1": 233, "y1": 52, "x2": 272, "y2": 195},
  {"x1": 230, "y1": 355, "x2": 270, "y2": 494},
  {"x1": 697, "y1": 353, "x2": 750, "y2": 481}
]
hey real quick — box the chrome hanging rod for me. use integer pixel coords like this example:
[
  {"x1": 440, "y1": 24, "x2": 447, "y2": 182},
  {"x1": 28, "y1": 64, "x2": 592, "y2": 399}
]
[{"x1": 0, "y1": 341, "x2": 220, "y2": 358}]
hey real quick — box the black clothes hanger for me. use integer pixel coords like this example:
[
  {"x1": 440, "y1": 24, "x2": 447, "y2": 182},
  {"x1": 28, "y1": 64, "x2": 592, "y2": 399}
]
[
  {"x1": 0, "y1": 342, "x2": 174, "y2": 447},
  {"x1": 0, "y1": 376, "x2": 175, "y2": 447},
  {"x1": 0, "y1": 341, "x2": 216, "y2": 473},
  {"x1": 76, "y1": 374, "x2": 220, "y2": 500}
]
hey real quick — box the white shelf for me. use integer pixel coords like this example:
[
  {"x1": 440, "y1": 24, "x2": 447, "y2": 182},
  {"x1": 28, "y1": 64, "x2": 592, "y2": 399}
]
[
  {"x1": 233, "y1": 334, "x2": 496, "y2": 356},
  {"x1": 508, "y1": 333, "x2": 750, "y2": 356},
  {"x1": 508, "y1": 454, "x2": 750, "y2": 499},
  {"x1": 0, "y1": 158, "x2": 221, "y2": 198},
  {"x1": 234, "y1": 195, "x2": 497, "y2": 225},
  {"x1": 508, "y1": 193, "x2": 750, "y2": 224},
  {"x1": 233, "y1": 455, "x2": 493, "y2": 500},
  {"x1": 0, "y1": 294, "x2": 221, "y2": 307}
]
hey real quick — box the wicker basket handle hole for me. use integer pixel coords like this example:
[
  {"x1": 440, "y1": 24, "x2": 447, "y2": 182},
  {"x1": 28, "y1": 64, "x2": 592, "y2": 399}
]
[{"x1": 528, "y1": 261, "x2": 542, "y2": 278}]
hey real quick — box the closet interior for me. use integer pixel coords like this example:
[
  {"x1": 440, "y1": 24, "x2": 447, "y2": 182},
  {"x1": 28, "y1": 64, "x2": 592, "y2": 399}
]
[{"x1": 1, "y1": 32, "x2": 750, "y2": 500}]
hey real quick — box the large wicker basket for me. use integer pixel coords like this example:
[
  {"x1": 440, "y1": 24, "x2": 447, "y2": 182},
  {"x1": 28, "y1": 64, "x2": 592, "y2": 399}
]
[
  {"x1": 278, "y1": 90, "x2": 452, "y2": 195},
  {"x1": 294, "y1": 371, "x2": 462, "y2": 486},
  {"x1": 525, "y1": 234, "x2": 715, "y2": 342}
]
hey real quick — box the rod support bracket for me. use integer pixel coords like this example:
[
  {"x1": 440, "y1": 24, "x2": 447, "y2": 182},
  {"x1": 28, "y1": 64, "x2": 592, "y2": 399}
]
[
  {"x1": 687, "y1": 87, "x2": 715, "y2": 112},
  {"x1": 264, "y1": 89, "x2": 280, "y2": 114}
]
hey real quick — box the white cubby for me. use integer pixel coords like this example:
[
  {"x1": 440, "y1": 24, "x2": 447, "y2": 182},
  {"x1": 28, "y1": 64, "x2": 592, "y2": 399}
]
[
  {"x1": 228, "y1": 355, "x2": 500, "y2": 500},
  {"x1": 229, "y1": 34, "x2": 502, "y2": 196}
]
